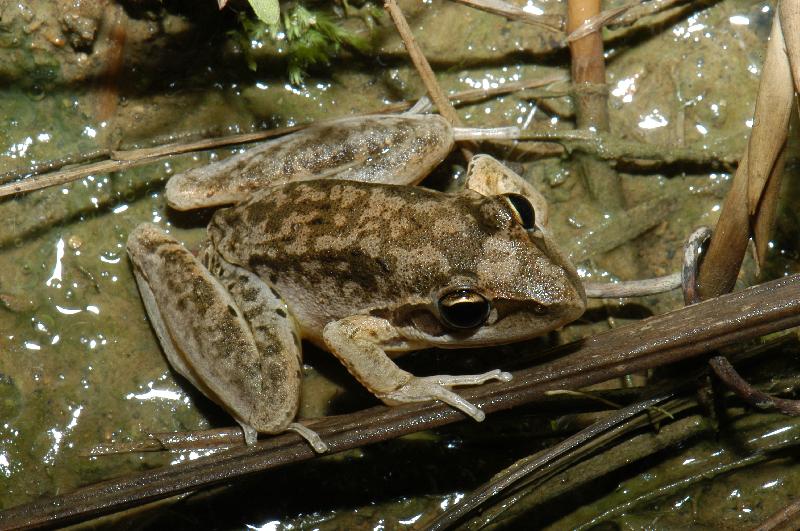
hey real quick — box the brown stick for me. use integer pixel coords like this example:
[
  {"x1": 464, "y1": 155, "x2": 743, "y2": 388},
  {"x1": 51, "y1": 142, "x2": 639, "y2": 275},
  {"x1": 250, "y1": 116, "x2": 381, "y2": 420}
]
[
  {"x1": 567, "y1": 0, "x2": 608, "y2": 128},
  {"x1": 754, "y1": 497, "x2": 800, "y2": 531},
  {"x1": 566, "y1": 0, "x2": 626, "y2": 212},
  {"x1": 383, "y1": 0, "x2": 461, "y2": 128},
  {"x1": 709, "y1": 356, "x2": 800, "y2": 415},
  {"x1": 3, "y1": 273, "x2": 800, "y2": 530}
]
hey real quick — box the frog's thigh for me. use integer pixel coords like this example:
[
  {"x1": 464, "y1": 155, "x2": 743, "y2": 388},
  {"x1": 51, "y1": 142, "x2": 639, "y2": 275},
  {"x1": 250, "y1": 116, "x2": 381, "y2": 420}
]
[
  {"x1": 127, "y1": 224, "x2": 306, "y2": 445},
  {"x1": 465, "y1": 154, "x2": 549, "y2": 227},
  {"x1": 323, "y1": 316, "x2": 511, "y2": 422}
]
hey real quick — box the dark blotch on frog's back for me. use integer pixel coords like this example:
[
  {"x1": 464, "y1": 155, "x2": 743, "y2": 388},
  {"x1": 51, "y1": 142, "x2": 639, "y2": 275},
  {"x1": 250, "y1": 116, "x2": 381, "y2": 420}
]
[{"x1": 208, "y1": 180, "x2": 506, "y2": 308}]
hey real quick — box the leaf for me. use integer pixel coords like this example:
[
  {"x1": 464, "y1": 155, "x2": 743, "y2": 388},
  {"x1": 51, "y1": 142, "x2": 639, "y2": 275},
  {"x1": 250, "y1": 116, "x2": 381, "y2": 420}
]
[{"x1": 247, "y1": 0, "x2": 280, "y2": 25}]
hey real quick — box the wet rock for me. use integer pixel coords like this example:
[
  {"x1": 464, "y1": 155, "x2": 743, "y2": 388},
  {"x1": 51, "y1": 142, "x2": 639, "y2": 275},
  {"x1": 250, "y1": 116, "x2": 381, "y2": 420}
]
[{"x1": 60, "y1": 11, "x2": 99, "y2": 52}]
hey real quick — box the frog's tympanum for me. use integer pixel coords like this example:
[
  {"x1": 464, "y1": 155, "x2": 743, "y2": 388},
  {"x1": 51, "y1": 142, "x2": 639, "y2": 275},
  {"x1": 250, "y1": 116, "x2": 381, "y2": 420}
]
[{"x1": 127, "y1": 115, "x2": 586, "y2": 452}]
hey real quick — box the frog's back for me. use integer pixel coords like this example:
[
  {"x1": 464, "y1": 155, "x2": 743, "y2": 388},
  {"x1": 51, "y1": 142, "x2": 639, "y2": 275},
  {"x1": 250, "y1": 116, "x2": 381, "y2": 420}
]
[{"x1": 208, "y1": 180, "x2": 491, "y2": 321}]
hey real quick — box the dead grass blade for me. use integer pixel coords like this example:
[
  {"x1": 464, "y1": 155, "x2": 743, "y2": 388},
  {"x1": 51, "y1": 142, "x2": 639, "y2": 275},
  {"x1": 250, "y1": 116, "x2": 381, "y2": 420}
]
[{"x1": 746, "y1": 13, "x2": 793, "y2": 215}]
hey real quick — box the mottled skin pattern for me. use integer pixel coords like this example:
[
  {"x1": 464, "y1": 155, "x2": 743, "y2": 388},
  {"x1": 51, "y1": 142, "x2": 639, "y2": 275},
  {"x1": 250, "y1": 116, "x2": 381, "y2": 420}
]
[
  {"x1": 166, "y1": 115, "x2": 454, "y2": 210},
  {"x1": 127, "y1": 114, "x2": 586, "y2": 451},
  {"x1": 128, "y1": 225, "x2": 303, "y2": 435},
  {"x1": 209, "y1": 180, "x2": 583, "y2": 350}
]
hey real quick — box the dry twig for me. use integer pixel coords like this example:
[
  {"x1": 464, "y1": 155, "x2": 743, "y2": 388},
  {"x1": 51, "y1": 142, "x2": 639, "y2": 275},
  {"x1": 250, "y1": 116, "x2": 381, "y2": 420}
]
[
  {"x1": 449, "y1": 0, "x2": 564, "y2": 31},
  {"x1": 384, "y1": 0, "x2": 461, "y2": 127}
]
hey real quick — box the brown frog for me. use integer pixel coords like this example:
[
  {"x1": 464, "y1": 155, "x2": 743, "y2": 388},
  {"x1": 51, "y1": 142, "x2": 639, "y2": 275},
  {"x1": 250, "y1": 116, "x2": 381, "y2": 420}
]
[{"x1": 127, "y1": 115, "x2": 586, "y2": 452}]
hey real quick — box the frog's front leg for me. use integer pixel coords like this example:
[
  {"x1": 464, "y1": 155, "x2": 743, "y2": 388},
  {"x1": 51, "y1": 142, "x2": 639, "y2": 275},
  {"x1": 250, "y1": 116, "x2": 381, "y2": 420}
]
[
  {"x1": 127, "y1": 224, "x2": 327, "y2": 452},
  {"x1": 323, "y1": 316, "x2": 511, "y2": 421}
]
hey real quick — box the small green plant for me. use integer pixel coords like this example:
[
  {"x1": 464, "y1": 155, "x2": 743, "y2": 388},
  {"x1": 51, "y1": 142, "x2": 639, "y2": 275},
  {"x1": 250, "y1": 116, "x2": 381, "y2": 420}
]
[
  {"x1": 235, "y1": 3, "x2": 371, "y2": 85},
  {"x1": 247, "y1": 0, "x2": 280, "y2": 25}
]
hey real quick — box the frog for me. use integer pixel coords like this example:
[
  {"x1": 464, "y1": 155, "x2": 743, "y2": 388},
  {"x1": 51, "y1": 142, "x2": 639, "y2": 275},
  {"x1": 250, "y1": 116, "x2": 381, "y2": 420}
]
[{"x1": 126, "y1": 114, "x2": 586, "y2": 453}]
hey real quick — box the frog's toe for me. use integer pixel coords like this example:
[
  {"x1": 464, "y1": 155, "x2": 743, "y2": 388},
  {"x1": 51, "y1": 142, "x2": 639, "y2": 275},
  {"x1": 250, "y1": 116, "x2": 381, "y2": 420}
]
[
  {"x1": 429, "y1": 369, "x2": 513, "y2": 387},
  {"x1": 380, "y1": 377, "x2": 488, "y2": 422},
  {"x1": 239, "y1": 423, "x2": 259, "y2": 446},
  {"x1": 287, "y1": 423, "x2": 328, "y2": 453}
]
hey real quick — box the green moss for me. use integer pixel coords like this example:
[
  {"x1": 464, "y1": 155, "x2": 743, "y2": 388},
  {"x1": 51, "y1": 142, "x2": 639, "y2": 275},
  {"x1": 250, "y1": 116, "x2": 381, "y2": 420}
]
[{"x1": 234, "y1": 3, "x2": 372, "y2": 84}]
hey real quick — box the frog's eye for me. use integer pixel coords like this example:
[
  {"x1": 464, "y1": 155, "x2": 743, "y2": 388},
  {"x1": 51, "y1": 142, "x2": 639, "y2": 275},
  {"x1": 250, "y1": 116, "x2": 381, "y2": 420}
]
[
  {"x1": 437, "y1": 289, "x2": 491, "y2": 329},
  {"x1": 501, "y1": 193, "x2": 536, "y2": 230}
]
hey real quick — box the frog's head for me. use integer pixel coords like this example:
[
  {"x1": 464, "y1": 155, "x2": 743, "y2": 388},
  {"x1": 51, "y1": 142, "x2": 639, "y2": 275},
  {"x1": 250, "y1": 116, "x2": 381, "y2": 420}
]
[{"x1": 398, "y1": 191, "x2": 586, "y2": 348}]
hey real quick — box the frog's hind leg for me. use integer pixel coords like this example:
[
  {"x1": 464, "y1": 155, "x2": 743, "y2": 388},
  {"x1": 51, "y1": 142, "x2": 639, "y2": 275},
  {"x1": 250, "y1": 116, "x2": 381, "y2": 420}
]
[
  {"x1": 203, "y1": 249, "x2": 327, "y2": 453},
  {"x1": 127, "y1": 223, "x2": 326, "y2": 452},
  {"x1": 465, "y1": 154, "x2": 550, "y2": 228}
]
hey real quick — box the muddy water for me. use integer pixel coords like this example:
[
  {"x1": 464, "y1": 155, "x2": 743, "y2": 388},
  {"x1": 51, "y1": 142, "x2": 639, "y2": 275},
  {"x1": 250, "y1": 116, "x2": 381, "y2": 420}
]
[{"x1": 1, "y1": 0, "x2": 799, "y2": 528}]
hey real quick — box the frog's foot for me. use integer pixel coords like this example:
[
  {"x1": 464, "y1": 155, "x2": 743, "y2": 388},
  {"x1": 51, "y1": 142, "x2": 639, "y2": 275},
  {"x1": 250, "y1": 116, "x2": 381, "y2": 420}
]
[
  {"x1": 324, "y1": 317, "x2": 511, "y2": 423},
  {"x1": 379, "y1": 370, "x2": 512, "y2": 422},
  {"x1": 240, "y1": 423, "x2": 259, "y2": 446},
  {"x1": 287, "y1": 423, "x2": 328, "y2": 453},
  {"x1": 238, "y1": 421, "x2": 327, "y2": 452}
]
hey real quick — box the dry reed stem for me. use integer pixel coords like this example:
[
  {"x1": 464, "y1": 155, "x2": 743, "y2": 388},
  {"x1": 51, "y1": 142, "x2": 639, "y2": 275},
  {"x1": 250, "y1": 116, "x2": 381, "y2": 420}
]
[
  {"x1": 698, "y1": 151, "x2": 750, "y2": 299},
  {"x1": 746, "y1": 14, "x2": 792, "y2": 215},
  {"x1": 567, "y1": 0, "x2": 627, "y2": 237},
  {"x1": 567, "y1": 0, "x2": 607, "y2": 115},
  {"x1": 698, "y1": 6, "x2": 796, "y2": 298},
  {"x1": 781, "y1": 0, "x2": 800, "y2": 91},
  {"x1": 753, "y1": 143, "x2": 786, "y2": 266}
]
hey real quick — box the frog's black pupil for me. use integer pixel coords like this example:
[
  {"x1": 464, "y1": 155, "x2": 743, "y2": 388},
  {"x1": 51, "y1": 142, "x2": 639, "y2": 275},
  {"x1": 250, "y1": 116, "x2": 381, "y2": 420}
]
[
  {"x1": 505, "y1": 193, "x2": 535, "y2": 230},
  {"x1": 438, "y1": 290, "x2": 491, "y2": 329}
]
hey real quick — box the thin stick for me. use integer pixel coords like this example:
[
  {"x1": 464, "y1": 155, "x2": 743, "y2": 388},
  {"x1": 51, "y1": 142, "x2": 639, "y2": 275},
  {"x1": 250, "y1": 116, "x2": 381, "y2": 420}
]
[
  {"x1": 709, "y1": 356, "x2": 800, "y2": 415},
  {"x1": 449, "y1": 0, "x2": 564, "y2": 31},
  {"x1": 383, "y1": 0, "x2": 467, "y2": 152},
  {"x1": 0, "y1": 77, "x2": 569, "y2": 200},
  {"x1": 567, "y1": 2, "x2": 634, "y2": 42},
  {"x1": 3, "y1": 273, "x2": 800, "y2": 529},
  {"x1": 450, "y1": 0, "x2": 702, "y2": 39},
  {"x1": 609, "y1": 0, "x2": 700, "y2": 29},
  {"x1": 584, "y1": 273, "x2": 680, "y2": 298},
  {"x1": 754, "y1": 497, "x2": 800, "y2": 531},
  {"x1": 516, "y1": 129, "x2": 738, "y2": 166},
  {"x1": 567, "y1": 0, "x2": 627, "y2": 214}
]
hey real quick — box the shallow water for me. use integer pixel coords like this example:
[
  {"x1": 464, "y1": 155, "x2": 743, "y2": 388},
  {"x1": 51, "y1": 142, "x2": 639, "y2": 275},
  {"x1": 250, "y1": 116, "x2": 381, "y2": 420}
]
[{"x1": 1, "y1": 0, "x2": 799, "y2": 528}]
